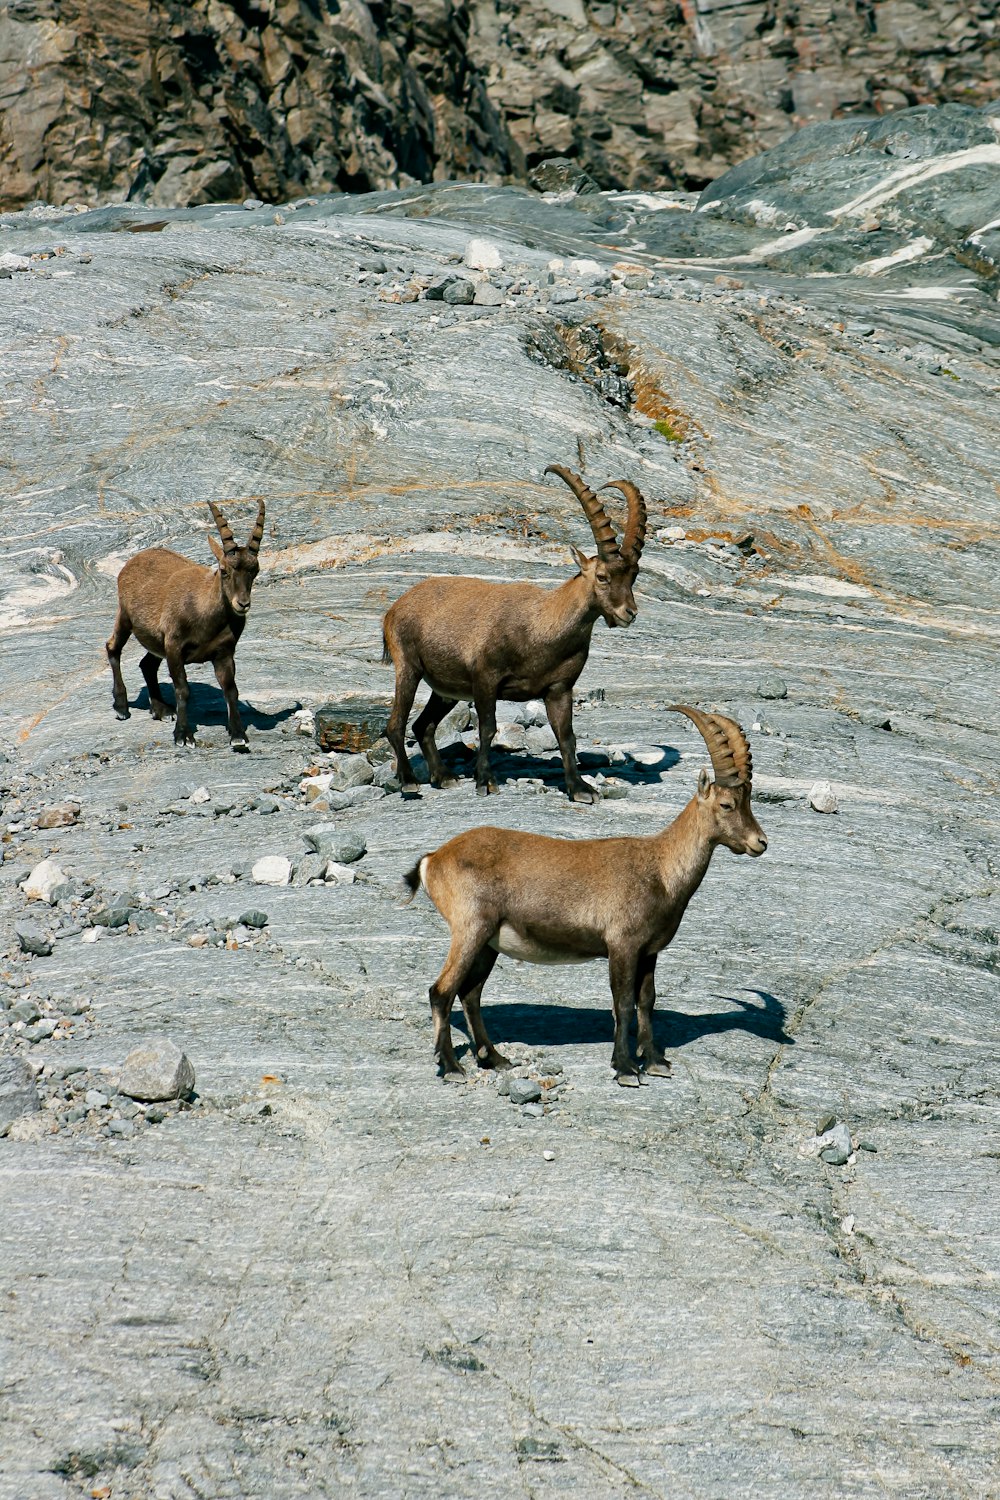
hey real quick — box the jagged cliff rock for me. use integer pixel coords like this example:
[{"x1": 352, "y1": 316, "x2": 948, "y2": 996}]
[{"x1": 0, "y1": 0, "x2": 997, "y2": 210}]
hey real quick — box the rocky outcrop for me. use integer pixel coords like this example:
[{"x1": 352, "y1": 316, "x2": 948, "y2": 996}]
[
  {"x1": 0, "y1": 0, "x2": 997, "y2": 209},
  {"x1": 0, "y1": 0, "x2": 518, "y2": 210},
  {"x1": 471, "y1": 0, "x2": 1000, "y2": 190}
]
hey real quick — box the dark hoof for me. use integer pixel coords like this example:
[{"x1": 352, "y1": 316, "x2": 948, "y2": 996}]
[
  {"x1": 643, "y1": 1060, "x2": 672, "y2": 1079},
  {"x1": 440, "y1": 1066, "x2": 466, "y2": 1083},
  {"x1": 435, "y1": 776, "x2": 460, "y2": 790},
  {"x1": 150, "y1": 701, "x2": 174, "y2": 721},
  {"x1": 114, "y1": 708, "x2": 131, "y2": 721},
  {"x1": 400, "y1": 784, "x2": 422, "y2": 800},
  {"x1": 173, "y1": 732, "x2": 196, "y2": 748},
  {"x1": 231, "y1": 738, "x2": 250, "y2": 754},
  {"x1": 616, "y1": 1071, "x2": 644, "y2": 1088},
  {"x1": 570, "y1": 787, "x2": 597, "y2": 804},
  {"x1": 476, "y1": 1046, "x2": 512, "y2": 1071},
  {"x1": 476, "y1": 781, "x2": 499, "y2": 797}
]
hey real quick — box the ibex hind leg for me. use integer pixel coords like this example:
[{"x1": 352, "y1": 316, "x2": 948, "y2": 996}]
[
  {"x1": 386, "y1": 656, "x2": 422, "y2": 796},
  {"x1": 106, "y1": 607, "x2": 132, "y2": 720},
  {"x1": 413, "y1": 690, "x2": 459, "y2": 788},
  {"x1": 459, "y1": 946, "x2": 510, "y2": 1071},
  {"x1": 139, "y1": 652, "x2": 174, "y2": 722},
  {"x1": 428, "y1": 925, "x2": 494, "y2": 1080}
]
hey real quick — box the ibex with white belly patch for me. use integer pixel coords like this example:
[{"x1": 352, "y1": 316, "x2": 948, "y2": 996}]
[
  {"x1": 404, "y1": 707, "x2": 767, "y2": 1086},
  {"x1": 106, "y1": 500, "x2": 265, "y2": 751},
  {"x1": 382, "y1": 465, "x2": 647, "y2": 802}
]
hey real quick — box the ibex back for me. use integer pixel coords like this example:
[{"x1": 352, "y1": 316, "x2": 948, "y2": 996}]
[
  {"x1": 106, "y1": 500, "x2": 265, "y2": 751},
  {"x1": 382, "y1": 465, "x2": 647, "y2": 802}
]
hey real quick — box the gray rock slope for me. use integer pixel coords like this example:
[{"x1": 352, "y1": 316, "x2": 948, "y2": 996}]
[{"x1": 1, "y1": 109, "x2": 998, "y2": 1498}]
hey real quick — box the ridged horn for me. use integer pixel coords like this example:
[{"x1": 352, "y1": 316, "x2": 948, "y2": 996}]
[
  {"x1": 601, "y1": 480, "x2": 647, "y2": 565},
  {"x1": 669, "y1": 704, "x2": 749, "y2": 788},
  {"x1": 711, "y1": 711, "x2": 753, "y2": 785},
  {"x1": 544, "y1": 463, "x2": 620, "y2": 561},
  {"x1": 248, "y1": 498, "x2": 266, "y2": 555},
  {"x1": 209, "y1": 502, "x2": 238, "y2": 556}
]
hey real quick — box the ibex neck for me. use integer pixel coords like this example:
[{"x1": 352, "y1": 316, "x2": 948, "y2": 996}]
[
  {"x1": 657, "y1": 797, "x2": 715, "y2": 905},
  {"x1": 542, "y1": 572, "x2": 600, "y2": 640}
]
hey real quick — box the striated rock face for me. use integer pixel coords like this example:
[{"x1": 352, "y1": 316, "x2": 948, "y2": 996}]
[
  {"x1": 0, "y1": 106, "x2": 999, "y2": 1496},
  {"x1": 1, "y1": 0, "x2": 998, "y2": 209}
]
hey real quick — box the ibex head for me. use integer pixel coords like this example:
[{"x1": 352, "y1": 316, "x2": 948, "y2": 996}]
[
  {"x1": 544, "y1": 465, "x2": 647, "y2": 629},
  {"x1": 207, "y1": 499, "x2": 265, "y2": 617},
  {"x1": 671, "y1": 705, "x2": 768, "y2": 857}
]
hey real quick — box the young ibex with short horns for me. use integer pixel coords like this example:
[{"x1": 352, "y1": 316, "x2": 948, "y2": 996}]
[
  {"x1": 106, "y1": 500, "x2": 265, "y2": 751},
  {"x1": 404, "y1": 706, "x2": 767, "y2": 1086},
  {"x1": 383, "y1": 465, "x2": 647, "y2": 802}
]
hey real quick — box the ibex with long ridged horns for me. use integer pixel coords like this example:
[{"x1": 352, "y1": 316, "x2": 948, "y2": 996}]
[
  {"x1": 382, "y1": 465, "x2": 647, "y2": 801},
  {"x1": 404, "y1": 706, "x2": 767, "y2": 1086},
  {"x1": 106, "y1": 500, "x2": 265, "y2": 751}
]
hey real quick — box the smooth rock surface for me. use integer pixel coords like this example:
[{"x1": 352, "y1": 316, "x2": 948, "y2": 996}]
[{"x1": 0, "y1": 110, "x2": 998, "y2": 1500}]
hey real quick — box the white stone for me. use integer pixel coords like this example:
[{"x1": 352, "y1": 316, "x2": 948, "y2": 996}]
[
  {"x1": 463, "y1": 237, "x2": 503, "y2": 271},
  {"x1": 300, "y1": 773, "x2": 334, "y2": 794},
  {"x1": 293, "y1": 708, "x2": 316, "y2": 735},
  {"x1": 628, "y1": 746, "x2": 666, "y2": 766},
  {"x1": 808, "y1": 780, "x2": 839, "y2": 814},
  {"x1": 0, "y1": 252, "x2": 30, "y2": 272},
  {"x1": 251, "y1": 855, "x2": 292, "y2": 886},
  {"x1": 188, "y1": 786, "x2": 210, "y2": 804},
  {"x1": 20, "y1": 859, "x2": 66, "y2": 904},
  {"x1": 547, "y1": 257, "x2": 564, "y2": 272},
  {"x1": 543, "y1": 1150, "x2": 556, "y2": 1162},
  {"x1": 323, "y1": 861, "x2": 357, "y2": 885},
  {"x1": 514, "y1": 699, "x2": 548, "y2": 728},
  {"x1": 570, "y1": 258, "x2": 604, "y2": 276}
]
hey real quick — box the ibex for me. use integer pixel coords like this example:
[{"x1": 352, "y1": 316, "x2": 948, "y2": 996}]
[
  {"x1": 382, "y1": 464, "x2": 647, "y2": 802},
  {"x1": 106, "y1": 500, "x2": 265, "y2": 751},
  {"x1": 404, "y1": 706, "x2": 767, "y2": 1086}
]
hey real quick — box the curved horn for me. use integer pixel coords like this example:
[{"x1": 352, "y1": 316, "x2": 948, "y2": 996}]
[
  {"x1": 544, "y1": 463, "x2": 620, "y2": 561},
  {"x1": 247, "y1": 498, "x2": 266, "y2": 555},
  {"x1": 669, "y1": 704, "x2": 747, "y2": 788},
  {"x1": 711, "y1": 711, "x2": 753, "y2": 785},
  {"x1": 209, "y1": 502, "x2": 238, "y2": 556},
  {"x1": 601, "y1": 480, "x2": 647, "y2": 565}
]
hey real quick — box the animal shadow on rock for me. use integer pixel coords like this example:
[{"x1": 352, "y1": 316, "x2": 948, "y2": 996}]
[
  {"x1": 133, "y1": 681, "x2": 298, "y2": 735},
  {"x1": 461, "y1": 988, "x2": 792, "y2": 1056},
  {"x1": 432, "y1": 739, "x2": 679, "y2": 792}
]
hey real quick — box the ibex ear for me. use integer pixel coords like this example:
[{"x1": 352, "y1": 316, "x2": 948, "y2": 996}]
[
  {"x1": 207, "y1": 534, "x2": 226, "y2": 567},
  {"x1": 569, "y1": 545, "x2": 592, "y2": 573},
  {"x1": 697, "y1": 767, "x2": 712, "y2": 800}
]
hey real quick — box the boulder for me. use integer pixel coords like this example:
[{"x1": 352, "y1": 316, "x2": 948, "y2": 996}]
[{"x1": 119, "y1": 1038, "x2": 195, "y2": 1102}]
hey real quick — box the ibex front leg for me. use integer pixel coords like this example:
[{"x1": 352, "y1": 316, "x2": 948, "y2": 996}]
[
  {"x1": 472, "y1": 686, "x2": 499, "y2": 796},
  {"x1": 165, "y1": 646, "x2": 195, "y2": 747},
  {"x1": 609, "y1": 947, "x2": 644, "y2": 1087},
  {"x1": 635, "y1": 953, "x2": 671, "y2": 1077},
  {"x1": 214, "y1": 653, "x2": 249, "y2": 752},
  {"x1": 545, "y1": 682, "x2": 594, "y2": 803}
]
